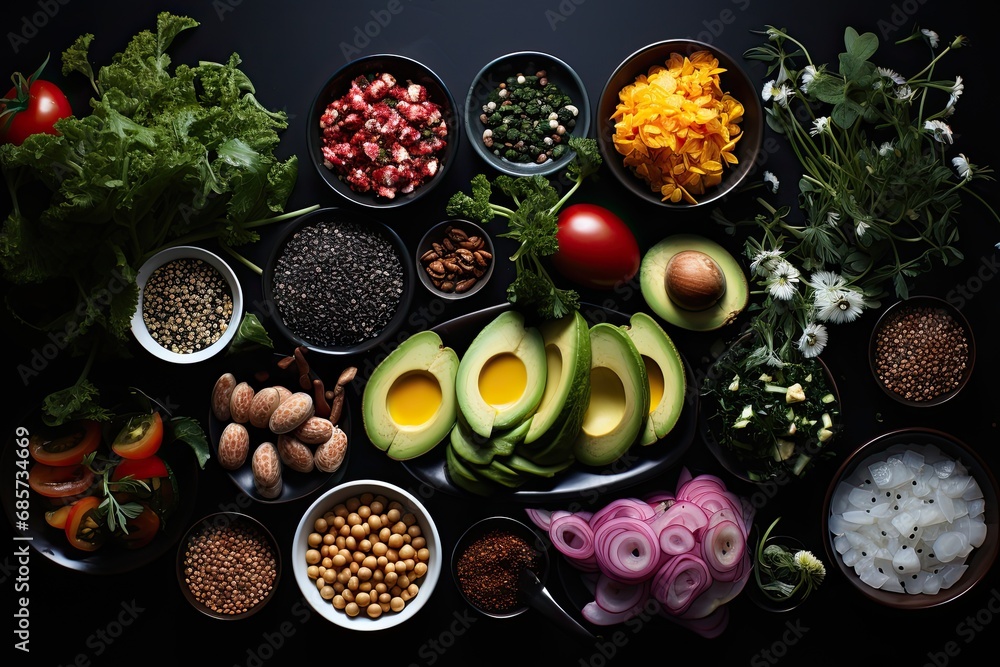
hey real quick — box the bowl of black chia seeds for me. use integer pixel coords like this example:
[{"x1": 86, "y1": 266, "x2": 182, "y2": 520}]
[
  {"x1": 869, "y1": 295, "x2": 976, "y2": 407},
  {"x1": 465, "y1": 51, "x2": 591, "y2": 177},
  {"x1": 264, "y1": 207, "x2": 415, "y2": 356},
  {"x1": 130, "y1": 245, "x2": 243, "y2": 364}
]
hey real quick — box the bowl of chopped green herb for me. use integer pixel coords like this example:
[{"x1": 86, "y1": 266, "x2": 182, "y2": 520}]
[{"x1": 465, "y1": 51, "x2": 591, "y2": 177}]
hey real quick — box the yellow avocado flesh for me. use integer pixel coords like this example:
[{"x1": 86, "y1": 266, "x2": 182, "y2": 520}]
[
  {"x1": 478, "y1": 353, "x2": 527, "y2": 409},
  {"x1": 582, "y1": 366, "x2": 627, "y2": 437},
  {"x1": 624, "y1": 312, "x2": 687, "y2": 446},
  {"x1": 387, "y1": 371, "x2": 442, "y2": 426},
  {"x1": 644, "y1": 356, "x2": 665, "y2": 416}
]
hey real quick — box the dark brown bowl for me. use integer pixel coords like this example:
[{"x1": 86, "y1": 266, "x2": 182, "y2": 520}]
[
  {"x1": 822, "y1": 428, "x2": 999, "y2": 609},
  {"x1": 868, "y1": 295, "x2": 975, "y2": 407},
  {"x1": 597, "y1": 39, "x2": 763, "y2": 209}
]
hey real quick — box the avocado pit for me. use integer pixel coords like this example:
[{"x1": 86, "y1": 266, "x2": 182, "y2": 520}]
[{"x1": 664, "y1": 250, "x2": 727, "y2": 311}]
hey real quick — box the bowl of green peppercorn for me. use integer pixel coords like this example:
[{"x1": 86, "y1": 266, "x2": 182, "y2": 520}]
[{"x1": 465, "y1": 51, "x2": 591, "y2": 177}]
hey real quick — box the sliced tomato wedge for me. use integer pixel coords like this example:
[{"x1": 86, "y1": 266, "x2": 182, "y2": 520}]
[
  {"x1": 44, "y1": 505, "x2": 74, "y2": 529},
  {"x1": 110, "y1": 454, "x2": 176, "y2": 520},
  {"x1": 28, "y1": 463, "x2": 96, "y2": 498},
  {"x1": 119, "y1": 505, "x2": 161, "y2": 549},
  {"x1": 111, "y1": 455, "x2": 169, "y2": 482},
  {"x1": 111, "y1": 411, "x2": 164, "y2": 460},
  {"x1": 65, "y1": 496, "x2": 104, "y2": 552},
  {"x1": 28, "y1": 419, "x2": 101, "y2": 466}
]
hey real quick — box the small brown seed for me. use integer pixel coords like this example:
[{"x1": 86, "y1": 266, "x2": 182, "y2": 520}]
[
  {"x1": 447, "y1": 227, "x2": 468, "y2": 242},
  {"x1": 420, "y1": 250, "x2": 439, "y2": 263},
  {"x1": 455, "y1": 278, "x2": 477, "y2": 293}
]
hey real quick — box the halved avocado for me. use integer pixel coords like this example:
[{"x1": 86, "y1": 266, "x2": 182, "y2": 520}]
[
  {"x1": 572, "y1": 323, "x2": 650, "y2": 467},
  {"x1": 640, "y1": 233, "x2": 748, "y2": 331},
  {"x1": 362, "y1": 330, "x2": 459, "y2": 460},
  {"x1": 455, "y1": 310, "x2": 547, "y2": 438},
  {"x1": 524, "y1": 311, "x2": 592, "y2": 445},
  {"x1": 623, "y1": 312, "x2": 687, "y2": 446}
]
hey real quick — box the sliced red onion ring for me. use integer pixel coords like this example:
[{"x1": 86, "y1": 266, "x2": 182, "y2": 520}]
[
  {"x1": 581, "y1": 599, "x2": 645, "y2": 626},
  {"x1": 524, "y1": 507, "x2": 553, "y2": 532},
  {"x1": 589, "y1": 498, "x2": 656, "y2": 532},
  {"x1": 594, "y1": 517, "x2": 661, "y2": 584},
  {"x1": 647, "y1": 501, "x2": 710, "y2": 539},
  {"x1": 701, "y1": 516, "x2": 746, "y2": 581},
  {"x1": 549, "y1": 512, "x2": 595, "y2": 563},
  {"x1": 650, "y1": 553, "x2": 712, "y2": 616},
  {"x1": 593, "y1": 573, "x2": 650, "y2": 614},
  {"x1": 659, "y1": 523, "x2": 696, "y2": 556}
]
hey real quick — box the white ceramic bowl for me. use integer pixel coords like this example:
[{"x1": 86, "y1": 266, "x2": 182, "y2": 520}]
[
  {"x1": 292, "y1": 479, "x2": 441, "y2": 630},
  {"x1": 131, "y1": 246, "x2": 243, "y2": 363}
]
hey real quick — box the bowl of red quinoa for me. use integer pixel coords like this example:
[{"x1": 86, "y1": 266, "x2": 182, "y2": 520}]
[
  {"x1": 130, "y1": 245, "x2": 243, "y2": 364},
  {"x1": 263, "y1": 207, "x2": 415, "y2": 356},
  {"x1": 868, "y1": 295, "x2": 976, "y2": 407},
  {"x1": 308, "y1": 54, "x2": 459, "y2": 208},
  {"x1": 177, "y1": 512, "x2": 281, "y2": 620},
  {"x1": 465, "y1": 51, "x2": 591, "y2": 177}
]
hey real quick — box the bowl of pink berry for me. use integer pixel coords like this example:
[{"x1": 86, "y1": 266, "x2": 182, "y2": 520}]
[{"x1": 308, "y1": 54, "x2": 460, "y2": 209}]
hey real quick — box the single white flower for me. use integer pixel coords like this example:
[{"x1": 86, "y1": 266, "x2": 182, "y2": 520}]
[
  {"x1": 895, "y1": 85, "x2": 916, "y2": 101},
  {"x1": 762, "y1": 80, "x2": 794, "y2": 107},
  {"x1": 876, "y1": 67, "x2": 906, "y2": 85},
  {"x1": 826, "y1": 211, "x2": 840, "y2": 226},
  {"x1": 750, "y1": 248, "x2": 783, "y2": 276},
  {"x1": 810, "y1": 117, "x2": 830, "y2": 137},
  {"x1": 924, "y1": 119, "x2": 954, "y2": 144},
  {"x1": 922, "y1": 28, "x2": 940, "y2": 48},
  {"x1": 855, "y1": 219, "x2": 870, "y2": 237},
  {"x1": 947, "y1": 75, "x2": 964, "y2": 109},
  {"x1": 796, "y1": 323, "x2": 829, "y2": 358},
  {"x1": 808, "y1": 270, "x2": 846, "y2": 292},
  {"x1": 878, "y1": 141, "x2": 895, "y2": 157},
  {"x1": 767, "y1": 260, "x2": 800, "y2": 300},
  {"x1": 793, "y1": 550, "x2": 827, "y2": 580},
  {"x1": 817, "y1": 289, "x2": 864, "y2": 324},
  {"x1": 800, "y1": 65, "x2": 818, "y2": 92},
  {"x1": 764, "y1": 171, "x2": 780, "y2": 193},
  {"x1": 952, "y1": 154, "x2": 972, "y2": 180}
]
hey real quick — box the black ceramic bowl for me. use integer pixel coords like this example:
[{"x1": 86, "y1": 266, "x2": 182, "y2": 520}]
[
  {"x1": 262, "y1": 207, "x2": 415, "y2": 356},
  {"x1": 823, "y1": 428, "x2": 999, "y2": 610},
  {"x1": 465, "y1": 51, "x2": 591, "y2": 177},
  {"x1": 415, "y1": 219, "x2": 495, "y2": 300},
  {"x1": 868, "y1": 295, "x2": 976, "y2": 407},
  {"x1": 307, "y1": 54, "x2": 460, "y2": 208},
  {"x1": 597, "y1": 39, "x2": 763, "y2": 209}
]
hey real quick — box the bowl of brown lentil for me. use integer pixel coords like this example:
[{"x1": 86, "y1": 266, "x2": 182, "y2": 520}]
[
  {"x1": 263, "y1": 207, "x2": 415, "y2": 356},
  {"x1": 868, "y1": 295, "x2": 976, "y2": 407},
  {"x1": 292, "y1": 479, "x2": 441, "y2": 630},
  {"x1": 131, "y1": 245, "x2": 243, "y2": 364},
  {"x1": 177, "y1": 512, "x2": 281, "y2": 620}
]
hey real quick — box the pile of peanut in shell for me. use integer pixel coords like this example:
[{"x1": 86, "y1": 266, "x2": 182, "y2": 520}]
[
  {"x1": 211, "y1": 347, "x2": 356, "y2": 498},
  {"x1": 420, "y1": 224, "x2": 492, "y2": 294}
]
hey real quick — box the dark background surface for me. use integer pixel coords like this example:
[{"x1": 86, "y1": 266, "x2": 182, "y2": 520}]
[{"x1": 2, "y1": 1, "x2": 997, "y2": 665}]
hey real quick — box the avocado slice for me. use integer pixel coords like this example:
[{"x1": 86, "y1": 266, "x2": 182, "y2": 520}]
[
  {"x1": 445, "y1": 444, "x2": 497, "y2": 496},
  {"x1": 640, "y1": 233, "x2": 749, "y2": 331},
  {"x1": 362, "y1": 330, "x2": 459, "y2": 460},
  {"x1": 623, "y1": 312, "x2": 687, "y2": 446},
  {"x1": 448, "y1": 415, "x2": 530, "y2": 466},
  {"x1": 572, "y1": 323, "x2": 650, "y2": 467},
  {"x1": 498, "y1": 453, "x2": 575, "y2": 477},
  {"x1": 524, "y1": 310, "x2": 592, "y2": 445},
  {"x1": 455, "y1": 310, "x2": 547, "y2": 438}
]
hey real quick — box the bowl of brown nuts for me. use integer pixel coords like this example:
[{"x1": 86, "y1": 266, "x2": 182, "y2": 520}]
[
  {"x1": 868, "y1": 295, "x2": 976, "y2": 407},
  {"x1": 131, "y1": 245, "x2": 243, "y2": 364},
  {"x1": 177, "y1": 512, "x2": 282, "y2": 620},
  {"x1": 416, "y1": 219, "x2": 495, "y2": 299},
  {"x1": 292, "y1": 479, "x2": 441, "y2": 630}
]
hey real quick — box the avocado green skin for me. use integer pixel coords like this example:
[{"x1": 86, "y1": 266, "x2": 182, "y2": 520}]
[
  {"x1": 454, "y1": 310, "x2": 547, "y2": 438},
  {"x1": 623, "y1": 312, "x2": 687, "y2": 446},
  {"x1": 362, "y1": 330, "x2": 459, "y2": 461},
  {"x1": 524, "y1": 310, "x2": 592, "y2": 445},
  {"x1": 572, "y1": 322, "x2": 650, "y2": 467},
  {"x1": 445, "y1": 444, "x2": 498, "y2": 496},
  {"x1": 640, "y1": 233, "x2": 749, "y2": 331}
]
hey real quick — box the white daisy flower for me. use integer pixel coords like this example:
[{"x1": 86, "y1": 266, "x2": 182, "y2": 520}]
[
  {"x1": 855, "y1": 219, "x2": 870, "y2": 237},
  {"x1": 876, "y1": 67, "x2": 906, "y2": 85},
  {"x1": 796, "y1": 322, "x2": 829, "y2": 358},
  {"x1": 924, "y1": 119, "x2": 954, "y2": 144},
  {"x1": 878, "y1": 141, "x2": 895, "y2": 157},
  {"x1": 952, "y1": 154, "x2": 972, "y2": 180},
  {"x1": 764, "y1": 171, "x2": 780, "y2": 193},
  {"x1": 767, "y1": 260, "x2": 800, "y2": 300},
  {"x1": 947, "y1": 76, "x2": 964, "y2": 109},
  {"x1": 762, "y1": 80, "x2": 794, "y2": 107},
  {"x1": 817, "y1": 289, "x2": 864, "y2": 324},
  {"x1": 808, "y1": 270, "x2": 846, "y2": 292},
  {"x1": 895, "y1": 85, "x2": 916, "y2": 101},
  {"x1": 922, "y1": 28, "x2": 940, "y2": 48},
  {"x1": 800, "y1": 65, "x2": 818, "y2": 92},
  {"x1": 826, "y1": 211, "x2": 840, "y2": 226},
  {"x1": 750, "y1": 248, "x2": 784, "y2": 276},
  {"x1": 810, "y1": 117, "x2": 830, "y2": 137}
]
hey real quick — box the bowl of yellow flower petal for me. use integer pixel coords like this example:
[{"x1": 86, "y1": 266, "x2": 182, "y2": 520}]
[{"x1": 597, "y1": 39, "x2": 763, "y2": 209}]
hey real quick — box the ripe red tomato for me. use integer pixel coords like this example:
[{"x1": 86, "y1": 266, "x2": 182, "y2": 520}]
[
  {"x1": 111, "y1": 455, "x2": 169, "y2": 482},
  {"x1": 28, "y1": 462, "x2": 96, "y2": 498},
  {"x1": 0, "y1": 58, "x2": 72, "y2": 146},
  {"x1": 111, "y1": 412, "x2": 164, "y2": 460},
  {"x1": 28, "y1": 419, "x2": 101, "y2": 467},
  {"x1": 552, "y1": 204, "x2": 641, "y2": 290},
  {"x1": 64, "y1": 496, "x2": 104, "y2": 552},
  {"x1": 119, "y1": 505, "x2": 161, "y2": 550}
]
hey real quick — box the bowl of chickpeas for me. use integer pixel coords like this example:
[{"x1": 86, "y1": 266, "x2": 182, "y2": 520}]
[{"x1": 292, "y1": 479, "x2": 441, "y2": 629}]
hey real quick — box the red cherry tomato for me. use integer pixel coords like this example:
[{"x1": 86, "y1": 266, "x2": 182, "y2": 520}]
[
  {"x1": 44, "y1": 505, "x2": 74, "y2": 529},
  {"x1": 119, "y1": 505, "x2": 161, "y2": 550},
  {"x1": 28, "y1": 463, "x2": 96, "y2": 498},
  {"x1": 111, "y1": 455, "x2": 169, "y2": 482},
  {"x1": 64, "y1": 496, "x2": 104, "y2": 552},
  {"x1": 0, "y1": 56, "x2": 72, "y2": 146},
  {"x1": 28, "y1": 419, "x2": 101, "y2": 467},
  {"x1": 111, "y1": 412, "x2": 164, "y2": 460},
  {"x1": 552, "y1": 204, "x2": 641, "y2": 290}
]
